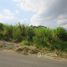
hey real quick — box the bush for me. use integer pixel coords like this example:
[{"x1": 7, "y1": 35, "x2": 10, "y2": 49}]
[
  {"x1": 0, "y1": 23, "x2": 67, "y2": 54},
  {"x1": 20, "y1": 40, "x2": 30, "y2": 46}
]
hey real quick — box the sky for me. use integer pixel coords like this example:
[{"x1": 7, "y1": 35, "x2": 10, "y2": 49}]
[{"x1": 0, "y1": 0, "x2": 67, "y2": 28}]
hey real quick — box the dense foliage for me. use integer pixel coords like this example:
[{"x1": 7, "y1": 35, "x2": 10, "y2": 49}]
[{"x1": 0, "y1": 23, "x2": 67, "y2": 52}]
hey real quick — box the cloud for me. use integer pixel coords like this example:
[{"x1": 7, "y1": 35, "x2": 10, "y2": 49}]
[
  {"x1": 13, "y1": 0, "x2": 67, "y2": 28},
  {"x1": 57, "y1": 15, "x2": 67, "y2": 25},
  {"x1": 0, "y1": 9, "x2": 15, "y2": 22},
  {"x1": 13, "y1": 0, "x2": 46, "y2": 13},
  {"x1": 63, "y1": 24, "x2": 67, "y2": 29}
]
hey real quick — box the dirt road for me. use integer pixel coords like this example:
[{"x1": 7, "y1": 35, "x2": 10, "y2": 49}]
[{"x1": 0, "y1": 50, "x2": 67, "y2": 67}]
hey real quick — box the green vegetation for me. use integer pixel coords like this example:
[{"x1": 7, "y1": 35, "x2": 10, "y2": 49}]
[{"x1": 0, "y1": 23, "x2": 67, "y2": 57}]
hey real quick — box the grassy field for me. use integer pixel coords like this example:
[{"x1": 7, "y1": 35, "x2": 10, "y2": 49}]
[{"x1": 0, "y1": 23, "x2": 67, "y2": 58}]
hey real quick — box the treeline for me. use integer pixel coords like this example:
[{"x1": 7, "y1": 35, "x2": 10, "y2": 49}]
[{"x1": 0, "y1": 23, "x2": 67, "y2": 52}]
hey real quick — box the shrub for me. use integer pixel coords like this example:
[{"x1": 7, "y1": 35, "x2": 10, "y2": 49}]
[{"x1": 0, "y1": 23, "x2": 67, "y2": 54}]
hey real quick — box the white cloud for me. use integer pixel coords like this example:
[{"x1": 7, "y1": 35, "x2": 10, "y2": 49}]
[
  {"x1": 31, "y1": 13, "x2": 41, "y2": 26},
  {"x1": 31, "y1": 12, "x2": 54, "y2": 26},
  {"x1": 13, "y1": 0, "x2": 47, "y2": 13},
  {"x1": 13, "y1": 0, "x2": 67, "y2": 28},
  {"x1": 63, "y1": 24, "x2": 67, "y2": 28},
  {"x1": 0, "y1": 9, "x2": 15, "y2": 22},
  {"x1": 57, "y1": 15, "x2": 67, "y2": 27},
  {"x1": 13, "y1": 0, "x2": 52, "y2": 26}
]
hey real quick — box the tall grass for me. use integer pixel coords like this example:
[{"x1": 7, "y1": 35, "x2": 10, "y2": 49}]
[{"x1": 0, "y1": 23, "x2": 67, "y2": 53}]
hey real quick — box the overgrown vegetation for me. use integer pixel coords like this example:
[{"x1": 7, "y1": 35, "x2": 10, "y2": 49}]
[{"x1": 0, "y1": 23, "x2": 67, "y2": 57}]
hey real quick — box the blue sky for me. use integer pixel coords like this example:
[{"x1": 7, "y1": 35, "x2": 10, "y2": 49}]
[
  {"x1": 0, "y1": 0, "x2": 67, "y2": 28},
  {"x1": 0, "y1": 0, "x2": 34, "y2": 25}
]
